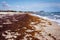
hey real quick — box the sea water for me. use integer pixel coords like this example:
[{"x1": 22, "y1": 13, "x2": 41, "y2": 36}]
[{"x1": 35, "y1": 12, "x2": 60, "y2": 25}]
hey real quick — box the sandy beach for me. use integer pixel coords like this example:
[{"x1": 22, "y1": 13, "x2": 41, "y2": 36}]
[{"x1": 0, "y1": 12, "x2": 60, "y2": 40}]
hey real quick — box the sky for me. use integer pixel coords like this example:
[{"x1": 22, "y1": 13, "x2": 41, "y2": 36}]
[{"x1": 0, "y1": 0, "x2": 60, "y2": 12}]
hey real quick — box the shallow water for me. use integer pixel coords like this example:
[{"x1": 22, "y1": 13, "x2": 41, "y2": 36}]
[{"x1": 35, "y1": 12, "x2": 60, "y2": 24}]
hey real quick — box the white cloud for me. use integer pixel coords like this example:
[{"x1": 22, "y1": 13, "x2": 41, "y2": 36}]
[
  {"x1": 15, "y1": 3, "x2": 59, "y2": 9},
  {"x1": 0, "y1": 1, "x2": 60, "y2": 11},
  {"x1": 9, "y1": 2, "x2": 60, "y2": 12},
  {"x1": 1, "y1": 1, "x2": 9, "y2": 7},
  {"x1": 1, "y1": 1, "x2": 11, "y2": 10},
  {"x1": 11, "y1": 3, "x2": 60, "y2": 11}
]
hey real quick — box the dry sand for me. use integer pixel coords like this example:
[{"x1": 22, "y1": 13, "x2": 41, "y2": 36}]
[{"x1": 0, "y1": 12, "x2": 60, "y2": 40}]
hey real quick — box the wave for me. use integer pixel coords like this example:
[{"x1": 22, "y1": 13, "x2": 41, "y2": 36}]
[{"x1": 31, "y1": 13, "x2": 60, "y2": 25}]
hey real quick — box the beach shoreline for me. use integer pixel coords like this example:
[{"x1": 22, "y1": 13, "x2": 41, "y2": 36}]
[{"x1": 0, "y1": 12, "x2": 60, "y2": 40}]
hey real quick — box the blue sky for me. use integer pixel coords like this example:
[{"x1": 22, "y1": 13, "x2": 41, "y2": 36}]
[{"x1": 0, "y1": 0, "x2": 60, "y2": 12}]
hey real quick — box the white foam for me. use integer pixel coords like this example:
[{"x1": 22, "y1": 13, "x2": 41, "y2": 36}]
[
  {"x1": 30, "y1": 14, "x2": 60, "y2": 25},
  {"x1": 54, "y1": 15, "x2": 60, "y2": 17}
]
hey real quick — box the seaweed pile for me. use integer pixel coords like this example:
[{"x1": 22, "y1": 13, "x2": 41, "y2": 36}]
[{"x1": 0, "y1": 13, "x2": 57, "y2": 40}]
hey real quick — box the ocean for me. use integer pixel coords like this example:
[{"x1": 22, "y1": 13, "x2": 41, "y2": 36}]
[{"x1": 35, "y1": 12, "x2": 60, "y2": 25}]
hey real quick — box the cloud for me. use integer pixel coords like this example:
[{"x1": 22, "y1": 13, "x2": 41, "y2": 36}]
[
  {"x1": 1, "y1": 1, "x2": 11, "y2": 10},
  {"x1": 0, "y1": 1, "x2": 60, "y2": 11},
  {"x1": 1, "y1": 1, "x2": 9, "y2": 7},
  {"x1": 15, "y1": 3, "x2": 60, "y2": 11}
]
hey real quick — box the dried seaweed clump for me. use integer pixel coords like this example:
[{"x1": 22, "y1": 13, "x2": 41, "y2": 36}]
[{"x1": 0, "y1": 14, "x2": 54, "y2": 40}]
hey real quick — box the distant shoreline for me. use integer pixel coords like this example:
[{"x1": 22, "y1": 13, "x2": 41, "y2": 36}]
[{"x1": 0, "y1": 12, "x2": 60, "y2": 26}]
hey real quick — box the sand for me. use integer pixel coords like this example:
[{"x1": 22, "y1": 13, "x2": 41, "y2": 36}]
[{"x1": 0, "y1": 12, "x2": 60, "y2": 40}]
